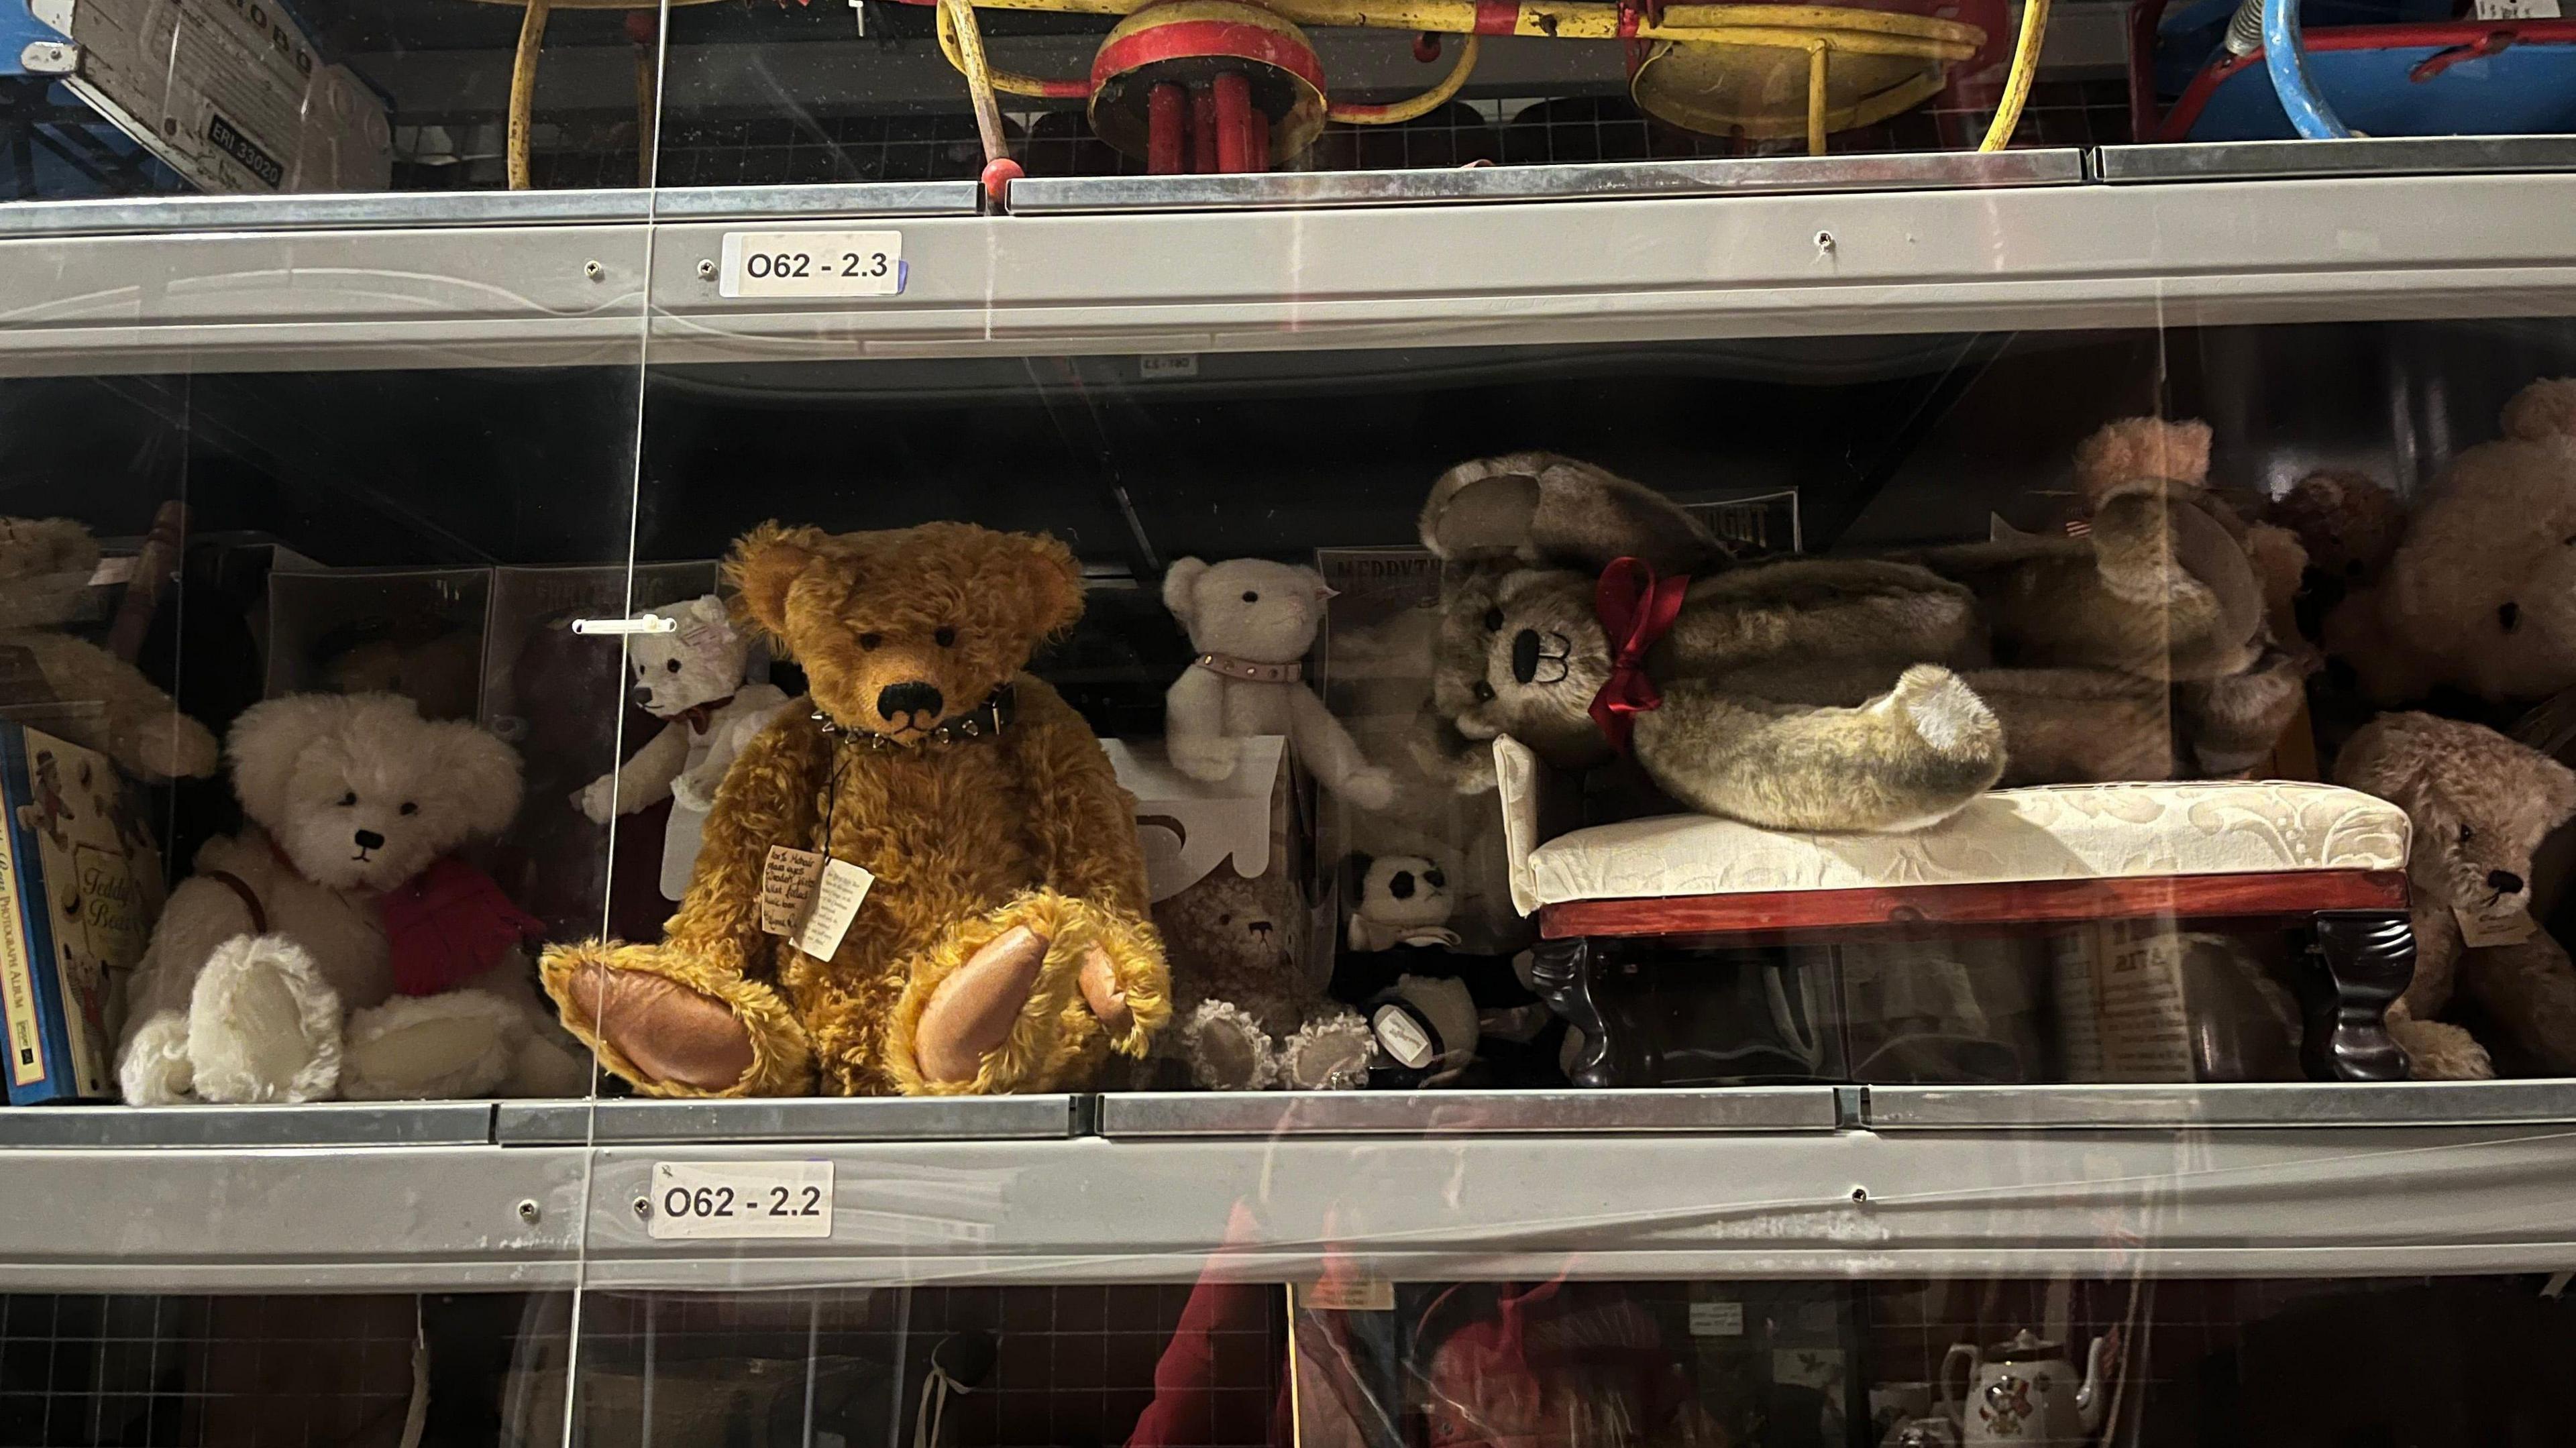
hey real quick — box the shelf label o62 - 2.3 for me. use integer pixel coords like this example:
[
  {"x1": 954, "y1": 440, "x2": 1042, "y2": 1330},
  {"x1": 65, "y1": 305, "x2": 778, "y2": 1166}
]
[{"x1": 718, "y1": 231, "x2": 906, "y2": 299}]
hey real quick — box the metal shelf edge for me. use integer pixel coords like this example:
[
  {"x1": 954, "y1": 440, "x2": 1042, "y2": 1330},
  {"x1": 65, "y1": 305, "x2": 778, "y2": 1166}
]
[
  {"x1": 2098, "y1": 135, "x2": 2576, "y2": 184},
  {"x1": 1003, "y1": 150, "x2": 2086, "y2": 215},
  {"x1": 0, "y1": 188, "x2": 652, "y2": 239},
  {"x1": 1095, "y1": 1086, "x2": 1841, "y2": 1137},
  {"x1": 0, "y1": 1101, "x2": 498, "y2": 1148},
  {"x1": 494, "y1": 1093, "x2": 1081, "y2": 1144},
  {"x1": 1864, "y1": 1080, "x2": 2576, "y2": 1129}
]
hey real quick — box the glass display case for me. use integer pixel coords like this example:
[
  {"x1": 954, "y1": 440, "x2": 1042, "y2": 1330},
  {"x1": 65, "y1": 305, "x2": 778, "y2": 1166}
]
[{"x1": 8, "y1": 3, "x2": 2576, "y2": 1441}]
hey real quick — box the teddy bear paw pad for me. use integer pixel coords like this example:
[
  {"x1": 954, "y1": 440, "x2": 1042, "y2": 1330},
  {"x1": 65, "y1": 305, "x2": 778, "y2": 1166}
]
[
  {"x1": 917, "y1": 926, "x2": 1051, "y2": 1083},
  {"x1": 567, "y1": 960, "x2": 756, "y2": 1091}
]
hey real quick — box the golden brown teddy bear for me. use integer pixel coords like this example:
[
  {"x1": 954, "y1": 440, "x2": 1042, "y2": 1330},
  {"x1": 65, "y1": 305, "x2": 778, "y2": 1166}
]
[{"x1": 541, "y1": 522, "x2": 1169, "y2": 1097}]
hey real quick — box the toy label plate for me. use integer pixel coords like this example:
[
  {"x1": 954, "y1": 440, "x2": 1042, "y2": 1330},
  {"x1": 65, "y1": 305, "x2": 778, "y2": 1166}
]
[
  {"x1": 647, "y1": 1161, "x2": 834, "y2": 1239},
  {"x1": 720, "y1": 231, "x2": 905, "y2": 298}
]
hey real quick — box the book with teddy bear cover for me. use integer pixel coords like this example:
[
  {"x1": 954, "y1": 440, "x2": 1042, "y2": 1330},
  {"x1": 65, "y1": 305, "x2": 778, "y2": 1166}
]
[{"x1": 0, "y1": 722, "x2": 164, "y2": 1103}]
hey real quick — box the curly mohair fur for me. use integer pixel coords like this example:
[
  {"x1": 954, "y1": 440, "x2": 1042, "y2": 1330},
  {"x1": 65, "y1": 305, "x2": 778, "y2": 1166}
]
[
  {"x1": 541, "y1": 521, "x2": 1169, "y2": 1097},
  {"x1": 2328, "y1": 378, "x2": 2576, "y2": 705},
  {"x1": 0, "y1": 516, "x2": 217, "y2": 781},
  {"x1": 2335, "y1": 711, "x2": 2576, "y2": 1078}
]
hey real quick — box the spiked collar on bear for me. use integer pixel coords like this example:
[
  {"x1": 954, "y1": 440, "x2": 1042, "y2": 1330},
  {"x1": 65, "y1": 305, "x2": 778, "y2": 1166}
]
[{"x1": 812, "y1": 683, "x2": 1017, "y2": 751}]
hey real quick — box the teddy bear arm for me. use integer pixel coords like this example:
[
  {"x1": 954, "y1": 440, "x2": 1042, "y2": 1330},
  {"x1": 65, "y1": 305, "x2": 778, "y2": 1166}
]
[
  {"x1": 594, "y1": 722, "x2": 690, "y2": 816},
  {"x1": 1635, "y1": 670, "x2": 2004, "y2": 832},
  {"x1": 29, "y1": 636, "x2": 217, "y2": 780},
  {"x1": 659, "y1": 716, "x2": 822, "y2": 965},
  {"x1": 1013, "y1": 681, "x2": 1156, "y2": 917},
  {"x1": 1163, "y1": 666, "x2": 1238, "y2": 781},
  {"x1": 1283, "y1": 685, "x2": 1392, "y2": 803},
  {"x1": 120, "y1": 872, "x2": 266, "y2": 1033}
]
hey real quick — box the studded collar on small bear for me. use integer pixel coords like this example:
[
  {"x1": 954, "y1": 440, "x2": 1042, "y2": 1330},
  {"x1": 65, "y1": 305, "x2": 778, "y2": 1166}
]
[
  {"x1": 1193, "y1": 652, "x2": 1302, "y2": 684},
  {"x1": 812, "y1": 683, "x2": 1016, "y2": 752}
]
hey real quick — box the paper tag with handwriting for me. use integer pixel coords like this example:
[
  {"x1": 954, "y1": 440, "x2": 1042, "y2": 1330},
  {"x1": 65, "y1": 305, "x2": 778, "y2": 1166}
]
[
  {"x1": 787, "y1": 858, "x2": 874, "y2": 960},
  {"x1": 1301, "y1": 1278, "x2": 1396, "y2": 1313},
  {"x1": 760, "y1": 846, "x2": 825, "y2": 935},
  {"x1": 2457, "y1": 905, "x2": 2540, "y2": 949}
]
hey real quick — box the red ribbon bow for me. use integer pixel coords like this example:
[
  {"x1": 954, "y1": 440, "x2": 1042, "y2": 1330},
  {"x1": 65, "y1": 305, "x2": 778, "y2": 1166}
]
[
  {"x1": 676, "y1": 693, "x2": 738, "y2": 734},
  {"x1": 1586, "y1": 557, "x2": 1688, "y2": 754}
]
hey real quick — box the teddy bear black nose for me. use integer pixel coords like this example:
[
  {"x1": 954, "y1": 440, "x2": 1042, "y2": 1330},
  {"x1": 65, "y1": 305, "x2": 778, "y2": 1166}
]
[
  {"x1": 2489, "y1": 869, "x2": 2526, "y2": 895},
  {"x1": 1389, "y1": 871, "x2": 1415, "y2": 899},
  {"x1": 354, "y1": 829, "x2": 385, "y2": 850},
  {"x1": 631, "y1": 684, "x2": 655, "y2": 709},
  {"x1": 1248, "y1": 920, "x2": 1273, "y2": 938},
  {"x1": 877, "y1": 681, "x2": 943, "y2": 722},
  {"x1": 1511, "y1": 629, "x2": 1542, "y2": 685}
]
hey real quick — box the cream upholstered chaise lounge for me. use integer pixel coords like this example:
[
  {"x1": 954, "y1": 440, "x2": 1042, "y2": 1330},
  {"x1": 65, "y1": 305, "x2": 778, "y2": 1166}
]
[{"x1": 1491, "y1": 736, "x2": 2419, "y2": 1086}]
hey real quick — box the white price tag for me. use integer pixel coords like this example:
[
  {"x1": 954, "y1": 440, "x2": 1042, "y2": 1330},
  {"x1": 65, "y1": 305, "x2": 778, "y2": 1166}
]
[
  {"x1": 647, "y1": 1161, "x2": 834, "y2": 1239},
  {"x1": 1688, "y1": 1300, "x2": 1745, "y2": 1337},
  {"x1": 719, "y1": 231, "x2": 905, "y2": 298},
  {"x1": 2475, "y1": 0, "x2": 2559, "y2": 17}
]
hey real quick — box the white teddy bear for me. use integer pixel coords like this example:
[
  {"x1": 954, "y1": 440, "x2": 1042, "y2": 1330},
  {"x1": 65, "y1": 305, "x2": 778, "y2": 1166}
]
[
  {"x1": 116, "y1": 693, "x2": 586, "y2": 1104},
  {"x1": 1162, "y1": 557, "x2": 1395, "y2": 810},
  {"x1": 576, "y1": 594, "x2": 790, "y2": 900}
]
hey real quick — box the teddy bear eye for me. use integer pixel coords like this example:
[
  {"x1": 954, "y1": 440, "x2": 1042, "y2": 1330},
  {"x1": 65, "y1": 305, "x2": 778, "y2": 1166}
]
[
  {"x1": 1426, "y1": 868, "x2": 1446, "y2": 888},
  {"x1": 338, "y1": 791, "x2": 358, "y2": 807},
  {"x1": 2461, "y1": 824, "x2": 2477, "y2": 844},
  {"x1": 1216, "y1": 913, "x2": 1231, "y2": 926},
  {"x1": 400, "y1": 802, "x2": 419, "y2": 816},
  {"x1": 1241, "y1": 590, "x2": 1260, "y2": 604},
  {"x1": 1483, "y1": 607, "x2": 1505, "y2": 631},
  {"x1": 2500, "y1": 602, "x2": 2522, "y2": 632},
  {"x1": 665, "y1": 659, "x2": 682, "y2": 673},
  {"x1": 1472, "y1": 681, "x2": 1496, "y2": 702},
  {"x1": 859, "y1": 632, "x2": 883, "y2": 651},
  {"x1": 934, "y1": 626, "x2": 957, "y2": 648}
]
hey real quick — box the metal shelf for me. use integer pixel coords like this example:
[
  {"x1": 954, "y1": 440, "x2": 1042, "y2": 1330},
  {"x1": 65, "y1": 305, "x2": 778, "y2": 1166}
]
[
  {"x1": 7, "y1": 153, "x2": 2576, "y2": 376},
  {"x1": 9, "y1": 1085, "x2": 2576, "y2": 1292}
]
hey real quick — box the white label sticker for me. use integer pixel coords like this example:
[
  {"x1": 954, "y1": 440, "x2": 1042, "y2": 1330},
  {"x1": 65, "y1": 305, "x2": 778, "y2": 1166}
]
[
  {"x1": 647, "y1": 1161, "x2": 834, "y2": 1239},
  {"x1": 1300, "y1": 1278, "x2": 1397, "y2": 1313},
  {"x1": 1688, "y1": 1300, "x2": 1745, "y2": 1336},
  {"x1": 719, "y1": 231, "x2": 905, "y2": 298},
  {"x1": 2475, "y1": 0, "x2": 2559, "y2": 17},
  {"x1": 1139, "y1": 353, "x2": 1200, "y2": 379},
  {"x1": 788, "y1": 858, "x2": 875, "y2": 960}
]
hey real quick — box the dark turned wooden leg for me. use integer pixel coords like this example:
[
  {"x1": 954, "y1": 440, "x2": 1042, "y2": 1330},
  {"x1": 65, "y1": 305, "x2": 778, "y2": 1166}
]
[
  {"x1": 2306, "y1": 910, "x2": 2414, "y2": 1082},
  {"x1": 1525, "y1": 937, "x2": 1617, "y2": 1087}
]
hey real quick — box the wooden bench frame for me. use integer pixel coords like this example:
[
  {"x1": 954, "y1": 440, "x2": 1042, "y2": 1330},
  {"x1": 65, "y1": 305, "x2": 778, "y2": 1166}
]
[{"x1": 1525, "y1": 868, "x2": 2415, "y2": 1088}]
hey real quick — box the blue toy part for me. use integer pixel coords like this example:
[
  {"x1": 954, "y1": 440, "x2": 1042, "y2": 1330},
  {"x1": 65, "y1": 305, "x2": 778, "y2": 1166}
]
[
  {"x1": 2261, "y1": 0, "x2": 2354, "y2": 137},
  {"x1": 2169, "y1": 23, "x2": 2576, "y2": 142}
]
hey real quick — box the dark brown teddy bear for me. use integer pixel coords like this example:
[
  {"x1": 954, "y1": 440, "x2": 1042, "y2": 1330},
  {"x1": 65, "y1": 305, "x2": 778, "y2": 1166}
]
[{"x1": 543, "y1": 522, "x2": 1169, "y2": 1097}]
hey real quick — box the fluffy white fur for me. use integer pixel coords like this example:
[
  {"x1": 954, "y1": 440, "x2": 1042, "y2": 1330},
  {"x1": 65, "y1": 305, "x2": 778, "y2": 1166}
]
[
  {"x1": 577, "y1": 594, "x2": 791, "y2": 823},
  {"x1": 116, "y1": 693, "x2": 587, "y2": 1105},
  {"x1": 1163, "y1": 557, "x2": 1396, "y2": 810}
]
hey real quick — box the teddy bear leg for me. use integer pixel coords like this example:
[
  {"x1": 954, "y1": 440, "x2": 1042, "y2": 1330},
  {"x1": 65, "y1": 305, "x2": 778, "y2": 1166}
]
[
  {"x1": 340, "y1": 990, "x2": 530, "y2": 1101},
  {"x1": 1637, "y1": 667, "x2": 2004, "y2": 832},
  {"x1": 1181, "y1": 1000, "x2": 1280, "y2": 1090},
  {"x1": 1280, "y1": 1008, "x2": 1375, "y2": 1091},
  {"x1": 2464, "y1": 939, "x2": 2576, "y2": 1076},
  {"x1": 544, "y1": 943, "x2": 808, "y2": 1097},
  {"x1": 118, "y1": 1011, "x2": 195, "y2": 1105},
  {"x1": 892, "y1": 893, "x2": 1171, "y2": 1095},
  {"x1": 2385, "y1": 1013, "x2": 2494, "y2": 1081},
  {"x1": 184, "y1": 935, "x2": 343, "y2": 1104}
]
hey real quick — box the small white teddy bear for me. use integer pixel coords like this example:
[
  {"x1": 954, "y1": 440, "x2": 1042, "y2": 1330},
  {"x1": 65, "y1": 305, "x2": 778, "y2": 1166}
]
[
  {"x1": 117, "y1": 693, "x2": 585, "y2": 1104},
  {"x1": 1162, "y1": 557, "x2": 1395, "y2": 810},
  {"x1": 577, "y1": 594, "x2": 790, "y2": 900}
]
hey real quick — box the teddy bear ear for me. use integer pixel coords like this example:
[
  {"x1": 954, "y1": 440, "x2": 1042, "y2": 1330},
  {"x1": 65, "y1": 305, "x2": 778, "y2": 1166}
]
[
  {"x1": 724, "y1": 522, "x2": 829, "y2": 644},
  {"x1": 2074, "y1": 418, "x2": 2213, "y2": 506},
  {"x1": 224, "y1": 693, "x2": 360, "y2": 829},
  {"x1": 1012, "y1": 531, "x2": 1086, "y2": 639},
  {"x1": 2502, "y1": 378, "x2": 2576, "y2": 444},
  {"x1": 428, "y1": 720, "x2": 526, "y2": 838},
  {"x1": 2538, "y1": 751, "x2": 2576, "y2": 830},
  {"x1": 1423, "y1": 454, "x2": 1722, "y2": 575},
  {"x1": 1161, "y1": 558, "x2": 1209, "y2": 625}
]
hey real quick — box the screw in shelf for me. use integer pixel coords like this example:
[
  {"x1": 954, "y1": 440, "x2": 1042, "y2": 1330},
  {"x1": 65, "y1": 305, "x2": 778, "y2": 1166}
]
[
  {"x1": 584, "y1": 260, "x2": 605, "y2": 281},
  {"x1": 1815, "y1": 231, "x2": 1836, "y2": 253},
  {"x1": 517, "y1": 1199, "x2": 543, "y2": 1223},
  {"x1": 1849, "y1": 1186, "x2": 1868, "y2": 1205},
  {"x1": 633, "y1": 1196, "x2": 653, "y2": 1219},
  {"x1": 697, "y1": 259, "x2": 718, "y2": 280}
]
